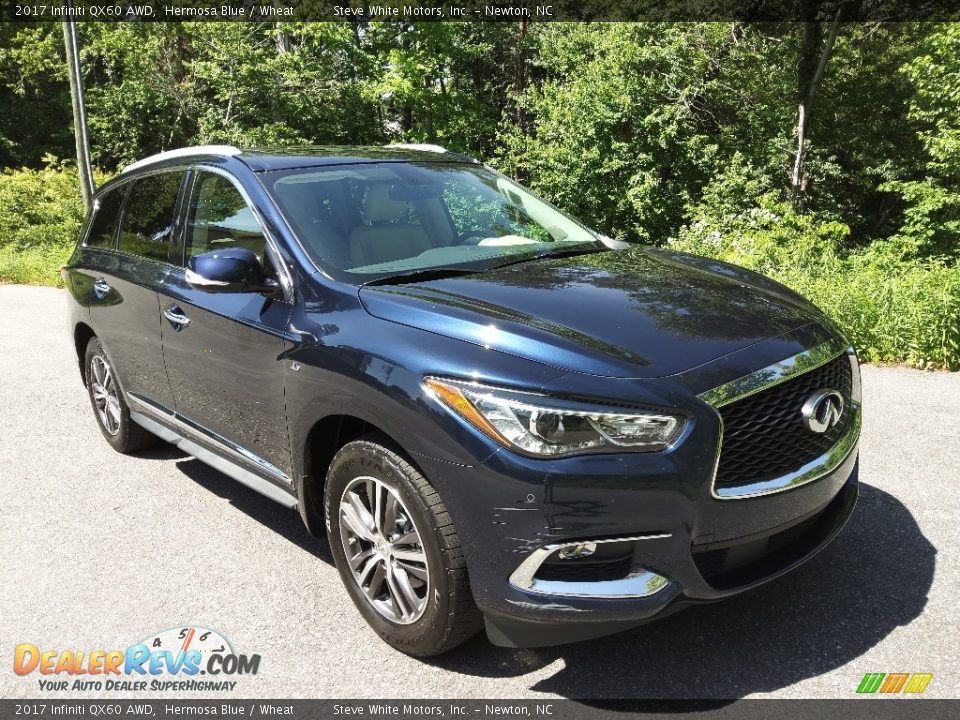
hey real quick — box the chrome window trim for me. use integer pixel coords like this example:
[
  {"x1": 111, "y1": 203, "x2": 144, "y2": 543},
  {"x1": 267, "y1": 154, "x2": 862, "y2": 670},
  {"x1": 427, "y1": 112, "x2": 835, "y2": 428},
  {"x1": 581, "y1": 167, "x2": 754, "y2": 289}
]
[
  {"x1": 700, "y1": 341, "x2": 862, "y2": 500},
  {"x1": 508, "y1": 533, "x2": 672, "y2": 599}
]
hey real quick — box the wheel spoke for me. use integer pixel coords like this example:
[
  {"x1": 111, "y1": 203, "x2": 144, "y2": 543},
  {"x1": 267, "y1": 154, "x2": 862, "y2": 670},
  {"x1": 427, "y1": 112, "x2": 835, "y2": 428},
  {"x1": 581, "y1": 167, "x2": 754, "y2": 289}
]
[
  {"x1": 341, "y1": 502, "x2": 376, "y2": 543},
  {"x1": 352, "y1": 491, "x2": 379, "y2": 532},
  {"x1": 356, "y1": 554, "x2": 381, "y2": 586},
  {"x1": 391, "y1": 548, "x2": 427, "y2": 564},
  {"x1": 365, "y1": 480, "x2": 377, "y2": 523},
  {"x1": 384, "y1": 564, "x2": 411, "y2": 620},
  {"x1": 348, "y1": 547, "x2": 375, "y2": 571},
  {"x1": 390, "y1": 562, "x2": 423, "y2": 616},
  {"x1": 383, "y1": 491, "x2": 398, "y2": 534},
  {"x1": 395, "y1": 559, "x2": 428, "y2": 582},
  {"x1": 373, "y1": 482, "x2": 387, "y2": 534},
  {"x1": 364, "y1": 561, "x2": 387, "y2": 600},
  {"x1": 92, "y1": 358, "x2": 105, "y2": 385}
]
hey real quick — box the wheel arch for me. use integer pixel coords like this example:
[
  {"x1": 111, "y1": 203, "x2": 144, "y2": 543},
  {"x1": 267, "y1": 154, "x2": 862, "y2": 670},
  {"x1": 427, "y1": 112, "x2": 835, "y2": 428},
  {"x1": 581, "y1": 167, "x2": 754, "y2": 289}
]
[
  {"x1": 74, "y1": 322, "x2": 96, "y2": 385},
  {"x1": 297, "y1": 413, "x2": 412, "y2": 537}
]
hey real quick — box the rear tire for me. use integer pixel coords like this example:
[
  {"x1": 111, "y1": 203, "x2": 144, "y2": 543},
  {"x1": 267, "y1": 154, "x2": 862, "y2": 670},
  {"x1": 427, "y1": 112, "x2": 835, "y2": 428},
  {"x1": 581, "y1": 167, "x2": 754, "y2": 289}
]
[
  {"x1": 84, "y1": 337, "x2": 158, "y2": 453},
  {"x1": 325, "y1": 435, "x2": 482, "y2": 656}
]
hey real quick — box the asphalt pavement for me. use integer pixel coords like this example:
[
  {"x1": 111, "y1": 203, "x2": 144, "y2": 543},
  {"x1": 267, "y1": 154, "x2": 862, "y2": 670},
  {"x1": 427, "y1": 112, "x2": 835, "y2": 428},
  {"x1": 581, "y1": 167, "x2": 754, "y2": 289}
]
[{"x1": 1, "y1": 284, "x2": 958, "y2": 700}]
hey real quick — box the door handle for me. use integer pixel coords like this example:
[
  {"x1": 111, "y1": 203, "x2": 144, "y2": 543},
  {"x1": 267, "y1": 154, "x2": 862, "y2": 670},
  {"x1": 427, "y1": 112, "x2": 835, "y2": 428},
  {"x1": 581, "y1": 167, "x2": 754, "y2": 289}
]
[
  {"x1": 163, "y1": 305, "x2": 191, "y2": 330},
  {"x1": 93, "y1": 278, "x2": 110, "y2": 299}
]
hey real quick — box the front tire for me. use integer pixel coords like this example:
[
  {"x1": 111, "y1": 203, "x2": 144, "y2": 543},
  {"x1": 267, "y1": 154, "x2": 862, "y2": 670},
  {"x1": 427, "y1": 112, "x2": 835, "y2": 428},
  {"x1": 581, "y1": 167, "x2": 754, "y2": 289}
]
[
  {"x1": 84, "y1": 337, "x2": 157, "y2": 453},
  {"x1": 324, "y1": 436, "x2": 482, "y2": 656}
]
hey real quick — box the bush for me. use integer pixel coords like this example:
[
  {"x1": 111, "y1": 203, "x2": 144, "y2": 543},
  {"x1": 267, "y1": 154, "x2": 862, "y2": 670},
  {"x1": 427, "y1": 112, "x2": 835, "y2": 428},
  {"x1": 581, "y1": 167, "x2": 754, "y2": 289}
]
[
  {"x1": 672, "y1": 194, "x2": 960, "y2": 370},
  {"x1": 0, "y1": 244, "x2": 74, "y2": 285},
  {"x1": 0, "y1": 158, "x2": 103, "y2": 286}
]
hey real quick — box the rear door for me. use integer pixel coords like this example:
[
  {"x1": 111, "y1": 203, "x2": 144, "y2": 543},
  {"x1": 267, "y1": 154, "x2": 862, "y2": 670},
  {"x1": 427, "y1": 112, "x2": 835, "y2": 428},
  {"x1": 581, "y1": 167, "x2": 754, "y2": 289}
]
[
  {"x1": 158, "y1": 169, "x2": 294, "y2": 483},
  {"x1": 88, "y1": 171, "x2": 185, "y2": 412}
]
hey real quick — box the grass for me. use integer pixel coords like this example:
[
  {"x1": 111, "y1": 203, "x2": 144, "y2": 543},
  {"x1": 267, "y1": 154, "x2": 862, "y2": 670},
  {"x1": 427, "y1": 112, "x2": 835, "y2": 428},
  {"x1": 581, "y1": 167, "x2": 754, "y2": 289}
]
[{"x1": 0, "y1": 244, "x2": 70, "y2": 286}]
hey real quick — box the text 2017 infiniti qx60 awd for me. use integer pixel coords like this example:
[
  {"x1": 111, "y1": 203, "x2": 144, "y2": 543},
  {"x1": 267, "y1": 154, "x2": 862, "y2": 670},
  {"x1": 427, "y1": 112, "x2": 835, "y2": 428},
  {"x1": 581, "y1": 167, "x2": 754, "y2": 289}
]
[{"x1": 64, "y1": 144, "x2": 861, "y2": 656}]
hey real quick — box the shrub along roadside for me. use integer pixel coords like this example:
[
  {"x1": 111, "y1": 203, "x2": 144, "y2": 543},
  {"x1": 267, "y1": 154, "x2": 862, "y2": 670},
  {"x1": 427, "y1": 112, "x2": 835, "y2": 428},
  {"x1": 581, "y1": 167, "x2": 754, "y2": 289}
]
[
  {"x1": 0, "y1": 243, "x2": 74, "y2": 285},
  {"x1": 0, "y1": 160, "x2": 107, "y2": 286},
  {"x1": 671, "y1": 194, "x2": 960, "y2": 371},
  {"x1": 1, "y1": 165, "x2": 957, "y2": 370}
]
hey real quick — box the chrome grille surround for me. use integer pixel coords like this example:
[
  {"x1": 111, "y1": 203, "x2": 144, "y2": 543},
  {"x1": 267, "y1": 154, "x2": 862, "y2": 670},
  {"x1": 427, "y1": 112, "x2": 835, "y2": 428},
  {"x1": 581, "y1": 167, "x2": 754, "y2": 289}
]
[{"x1": 699, "y1": 337, "x2": 862, "y2": 500}]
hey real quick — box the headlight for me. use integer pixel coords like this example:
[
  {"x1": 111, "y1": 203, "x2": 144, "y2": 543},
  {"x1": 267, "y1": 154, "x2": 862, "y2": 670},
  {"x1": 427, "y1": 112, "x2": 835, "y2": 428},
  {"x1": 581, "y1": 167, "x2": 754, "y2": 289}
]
[{"x1": 423, "y1": 377, "x2": 685, "y2": 457}]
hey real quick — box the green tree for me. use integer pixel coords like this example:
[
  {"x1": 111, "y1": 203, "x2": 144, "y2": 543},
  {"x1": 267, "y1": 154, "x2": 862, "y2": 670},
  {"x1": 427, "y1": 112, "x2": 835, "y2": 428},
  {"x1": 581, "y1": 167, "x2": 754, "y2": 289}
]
[
  {"x1": 880, "y1": 24, "x2": 960, "y2": 262},
  {"x1": 0, "y1": 22, "x2": 72, "y2": 167}
]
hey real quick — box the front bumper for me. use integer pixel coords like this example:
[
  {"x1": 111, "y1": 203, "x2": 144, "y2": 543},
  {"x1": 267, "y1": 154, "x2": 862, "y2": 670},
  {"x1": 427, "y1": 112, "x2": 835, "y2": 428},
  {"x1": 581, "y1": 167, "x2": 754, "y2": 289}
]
[
  {"x1": 413, "y1": 334, "x2": 861, "y2": 648},
  {"x1": 414, "y1": 408, "x2": 860, "y2": 648}
]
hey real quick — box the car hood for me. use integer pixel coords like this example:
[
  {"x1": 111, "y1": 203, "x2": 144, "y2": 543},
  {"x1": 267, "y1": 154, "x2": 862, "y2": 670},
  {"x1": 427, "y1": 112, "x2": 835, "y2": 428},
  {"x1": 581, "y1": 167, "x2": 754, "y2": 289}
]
[{"x1": 358, "y1": 247, "x2": 831, "y2": 379}]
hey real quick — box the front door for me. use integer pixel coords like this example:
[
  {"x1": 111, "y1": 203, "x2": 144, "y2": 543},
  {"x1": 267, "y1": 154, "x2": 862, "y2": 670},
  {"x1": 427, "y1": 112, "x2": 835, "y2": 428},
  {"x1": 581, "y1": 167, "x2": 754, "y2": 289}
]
[{"x1": 158, "y1": 170, "x2": 294, "y2": 482}]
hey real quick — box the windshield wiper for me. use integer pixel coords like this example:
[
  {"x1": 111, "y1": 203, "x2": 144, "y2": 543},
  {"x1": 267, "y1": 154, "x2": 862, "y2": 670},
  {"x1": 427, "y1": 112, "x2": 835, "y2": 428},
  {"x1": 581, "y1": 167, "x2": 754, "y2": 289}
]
[
  {"x1": 360, "y1": 266, "x2": 484, "y2": 287},
  {"x1": 360, "y1": 245, "x2": 607, "y2": 287},
  {"x1": 488, "y1": 244, "x2": 607, "y2": 270}
]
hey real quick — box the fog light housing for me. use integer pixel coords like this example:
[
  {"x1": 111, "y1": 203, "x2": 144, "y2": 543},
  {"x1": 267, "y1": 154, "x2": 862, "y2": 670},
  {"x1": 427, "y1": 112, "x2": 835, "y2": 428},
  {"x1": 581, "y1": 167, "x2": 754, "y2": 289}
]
[
  {"x1": 557, "y1": 543, "x2": 596, "y2": 560},
  {"x1": 509, "y1": 534, "x2": 672, "y2": 599}
]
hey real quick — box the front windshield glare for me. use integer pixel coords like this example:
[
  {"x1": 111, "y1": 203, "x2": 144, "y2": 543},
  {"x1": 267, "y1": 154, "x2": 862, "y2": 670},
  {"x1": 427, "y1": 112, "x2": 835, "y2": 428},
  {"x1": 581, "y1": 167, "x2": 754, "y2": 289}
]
[{"x1": 266, "y1": 163, "x2": 598, "y2": 277}]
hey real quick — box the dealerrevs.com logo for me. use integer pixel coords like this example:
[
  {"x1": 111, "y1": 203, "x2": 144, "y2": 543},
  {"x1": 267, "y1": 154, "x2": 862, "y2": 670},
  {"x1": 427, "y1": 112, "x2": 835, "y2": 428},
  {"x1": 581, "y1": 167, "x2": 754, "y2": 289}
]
[
  {"x1": 13, "y1": 625, "x2": 261, "y2": 692},
  {"x1": 856, "y1": 672, "x2": 933, "y2": 695}
]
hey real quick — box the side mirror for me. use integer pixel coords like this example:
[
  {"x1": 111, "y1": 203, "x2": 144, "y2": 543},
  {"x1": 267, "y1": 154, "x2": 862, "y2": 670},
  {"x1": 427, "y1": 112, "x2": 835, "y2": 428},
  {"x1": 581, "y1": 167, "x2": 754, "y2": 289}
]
[{"x1": 186, "y1": 247, "x2": 280, "y2": 296}]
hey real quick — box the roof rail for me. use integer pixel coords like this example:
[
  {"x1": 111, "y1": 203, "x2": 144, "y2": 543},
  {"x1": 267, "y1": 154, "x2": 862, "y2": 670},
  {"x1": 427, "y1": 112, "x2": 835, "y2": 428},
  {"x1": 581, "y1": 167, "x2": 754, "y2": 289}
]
[
  {"x1": 122, "y1": 145, "x2": 242, "y2": 174},
  {"x1": 384, "y1": 143, "x2": 448, "y2": 154}
]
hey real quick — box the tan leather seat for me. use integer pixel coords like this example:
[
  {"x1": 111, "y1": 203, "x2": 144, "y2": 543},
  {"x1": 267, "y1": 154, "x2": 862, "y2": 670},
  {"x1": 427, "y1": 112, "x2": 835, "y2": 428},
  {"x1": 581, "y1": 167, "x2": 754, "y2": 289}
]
[
  {"x1": 349, "y1": 185, "x2": 433, "y2": 266},
  {"x1": 278, "y1": 182, "x2": 351, "y2": 267}
]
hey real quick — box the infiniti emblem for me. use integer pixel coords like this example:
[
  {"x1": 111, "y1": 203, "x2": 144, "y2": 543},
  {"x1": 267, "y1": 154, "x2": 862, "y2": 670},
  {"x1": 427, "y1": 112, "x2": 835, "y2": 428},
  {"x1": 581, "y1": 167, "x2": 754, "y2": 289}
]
[{"x1": 801, "y1": 389, "x2": 845, "y2": 433}]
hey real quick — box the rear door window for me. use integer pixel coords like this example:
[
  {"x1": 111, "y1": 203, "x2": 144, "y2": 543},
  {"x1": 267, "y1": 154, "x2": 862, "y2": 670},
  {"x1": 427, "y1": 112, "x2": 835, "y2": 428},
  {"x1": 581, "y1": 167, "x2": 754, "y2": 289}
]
[
  {"x1": 117, "y1": 172, "x2": 184, "y2": 263},
  {"x1": 84, "y1": 186, "x2": 126, "y2": 249}
]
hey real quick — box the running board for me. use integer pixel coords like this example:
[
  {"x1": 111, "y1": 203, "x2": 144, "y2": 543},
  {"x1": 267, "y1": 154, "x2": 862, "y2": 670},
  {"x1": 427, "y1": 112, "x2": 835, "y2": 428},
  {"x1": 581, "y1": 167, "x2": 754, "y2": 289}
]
[{"x1": 130, "y1": 410, "x2": 299, "y2": 509}]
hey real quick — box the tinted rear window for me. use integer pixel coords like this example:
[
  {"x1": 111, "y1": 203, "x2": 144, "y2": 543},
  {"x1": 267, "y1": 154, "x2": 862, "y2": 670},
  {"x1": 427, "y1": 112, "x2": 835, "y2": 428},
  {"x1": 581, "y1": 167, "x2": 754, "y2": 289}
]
[
  {"x1": 84, "y1": 186, "x2": 125, "y2": 249},
  {"x1": 117, "y1": 172, "x2": 184, "y2": 262}
]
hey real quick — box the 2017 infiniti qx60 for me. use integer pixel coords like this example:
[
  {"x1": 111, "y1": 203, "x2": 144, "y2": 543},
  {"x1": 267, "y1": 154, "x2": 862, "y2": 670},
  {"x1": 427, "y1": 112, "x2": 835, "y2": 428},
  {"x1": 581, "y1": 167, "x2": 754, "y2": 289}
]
[{"x1": 64, "y1": 144, "x2": 861, "y2": 655}]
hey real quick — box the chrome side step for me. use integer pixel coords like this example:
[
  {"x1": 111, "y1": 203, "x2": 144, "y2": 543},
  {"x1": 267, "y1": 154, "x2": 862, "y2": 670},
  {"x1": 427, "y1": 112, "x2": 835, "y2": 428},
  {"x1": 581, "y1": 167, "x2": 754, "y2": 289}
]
[{"x1": 129, "y1": 409, "x2": 299, "y2": 509}]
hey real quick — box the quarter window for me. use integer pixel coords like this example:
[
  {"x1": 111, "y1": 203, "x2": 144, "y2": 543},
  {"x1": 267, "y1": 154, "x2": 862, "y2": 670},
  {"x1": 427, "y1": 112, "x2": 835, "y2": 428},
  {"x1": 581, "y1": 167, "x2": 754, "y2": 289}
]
[
  {"x1": 117, "y1": 172, "x2": 184, "y2": 262},
  {"x1": 84, "y1": 186, "x2": 125, "y2": 249}
]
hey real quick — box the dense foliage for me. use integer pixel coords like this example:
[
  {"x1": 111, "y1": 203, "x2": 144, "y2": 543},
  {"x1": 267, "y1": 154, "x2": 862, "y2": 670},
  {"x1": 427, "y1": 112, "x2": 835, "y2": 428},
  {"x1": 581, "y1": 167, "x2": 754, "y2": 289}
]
[
  {"x1": 1, "y1": 21, "x2": 958, "y2": 368},
  {"x1": 0, "y1": 159, "x2": 107, "y2": 285}
]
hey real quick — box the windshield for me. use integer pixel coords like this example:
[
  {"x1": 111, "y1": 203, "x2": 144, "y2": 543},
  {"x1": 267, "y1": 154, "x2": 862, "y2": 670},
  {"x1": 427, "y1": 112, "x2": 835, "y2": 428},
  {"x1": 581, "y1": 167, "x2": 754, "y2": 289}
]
[{"x1": 263, "y1": 162, "x2": 601, "y2": 281}]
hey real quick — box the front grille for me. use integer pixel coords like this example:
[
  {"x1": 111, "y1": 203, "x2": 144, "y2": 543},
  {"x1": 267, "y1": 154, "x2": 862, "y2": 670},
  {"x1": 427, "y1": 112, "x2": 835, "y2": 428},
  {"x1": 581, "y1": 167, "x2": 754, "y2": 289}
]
[{"x1": 714, "y1": 353, "x2": 853, "y2": 491}]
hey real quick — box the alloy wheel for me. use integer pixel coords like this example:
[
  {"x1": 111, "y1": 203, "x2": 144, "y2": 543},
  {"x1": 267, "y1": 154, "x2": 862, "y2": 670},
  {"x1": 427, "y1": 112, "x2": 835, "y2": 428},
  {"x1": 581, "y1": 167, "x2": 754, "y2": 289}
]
[
  {"x1": 338, "y1": 476, "x2": 430, "y2": 625},
  {"x1": 90, "y1": 355, "x2": 121, "y2": 436}
]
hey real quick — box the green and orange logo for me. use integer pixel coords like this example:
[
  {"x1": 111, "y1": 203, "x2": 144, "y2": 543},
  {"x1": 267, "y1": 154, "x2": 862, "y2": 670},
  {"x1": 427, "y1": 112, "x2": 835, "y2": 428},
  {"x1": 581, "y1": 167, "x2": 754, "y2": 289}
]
[{"x1": 856, "y1": 672, "x2": 933, "y2": 695}]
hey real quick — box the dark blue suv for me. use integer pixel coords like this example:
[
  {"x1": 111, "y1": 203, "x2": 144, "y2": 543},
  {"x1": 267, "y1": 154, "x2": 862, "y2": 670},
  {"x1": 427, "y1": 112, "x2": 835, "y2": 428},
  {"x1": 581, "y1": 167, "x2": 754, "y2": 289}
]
[{"x1": 64, "y1": 145, "x2": 861, "y2": 656}]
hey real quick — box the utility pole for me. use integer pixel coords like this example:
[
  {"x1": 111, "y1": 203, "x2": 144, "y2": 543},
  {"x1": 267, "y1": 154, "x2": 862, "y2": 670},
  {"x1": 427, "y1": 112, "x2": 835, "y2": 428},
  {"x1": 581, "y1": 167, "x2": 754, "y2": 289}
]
[{"x1": 62, "y1": 12, "x2": 94, "y2": 212}]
